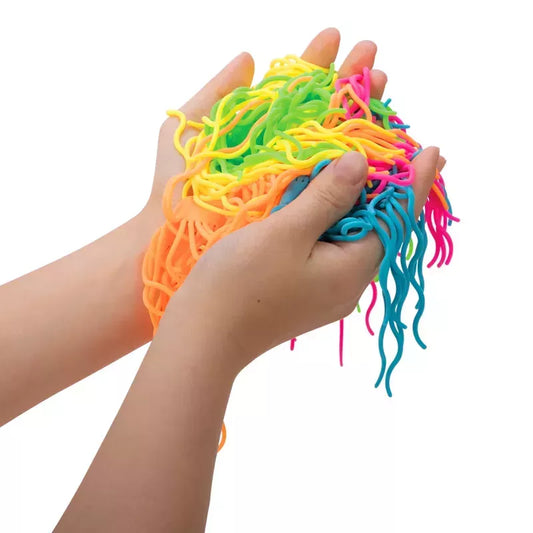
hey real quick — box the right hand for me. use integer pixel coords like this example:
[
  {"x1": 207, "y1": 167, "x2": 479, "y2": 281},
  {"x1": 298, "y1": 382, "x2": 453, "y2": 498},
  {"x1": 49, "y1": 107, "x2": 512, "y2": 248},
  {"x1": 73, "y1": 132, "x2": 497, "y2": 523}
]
[{"x1": 163, "y1": 146, "x2": 442, "y2": 378}]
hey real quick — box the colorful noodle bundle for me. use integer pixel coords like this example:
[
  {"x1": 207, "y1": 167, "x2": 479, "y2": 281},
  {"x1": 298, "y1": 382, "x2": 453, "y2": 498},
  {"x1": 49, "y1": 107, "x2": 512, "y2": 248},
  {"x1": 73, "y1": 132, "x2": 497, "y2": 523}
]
[{"x1": 142, "y1": 54, "x2": 457, "y2": 407}]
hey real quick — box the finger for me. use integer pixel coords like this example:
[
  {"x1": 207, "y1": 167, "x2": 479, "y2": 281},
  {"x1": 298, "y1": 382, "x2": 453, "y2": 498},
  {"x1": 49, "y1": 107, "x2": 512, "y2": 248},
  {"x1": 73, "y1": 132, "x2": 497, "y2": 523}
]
[
  {"x1": 301, "y1": 27, "x2": 341, "y2": 68},
  {"x1": 370, "y1": 69, "x2": 387, "y2": 100},
  {"x1": 308, "y1": 149, "x2": 442, "y2": 309},
  {"x1": 270, "y1": 151, "x2": 368, "y2": 251},
  {"x1": 180, "y1": 52, "x2": 255, "y2": 122},
  {"x1": 412, "y1": 146, "x2": 440, "y2": 217},
  {"x1": 155, "y1": 52, "x2": 255, "y2": 183},
  {"x1": 437, "y1": 155, "x2": 446, "y2": 172},
  {"x1": 338, "y1": 40, "x2": 377, "y2": 78},
  {"x1": 159, "y1": 52, "x2": 255, "y2": 147},
  {"x1": 329, "y1": 146, "x2": 441, "y2": 278}
]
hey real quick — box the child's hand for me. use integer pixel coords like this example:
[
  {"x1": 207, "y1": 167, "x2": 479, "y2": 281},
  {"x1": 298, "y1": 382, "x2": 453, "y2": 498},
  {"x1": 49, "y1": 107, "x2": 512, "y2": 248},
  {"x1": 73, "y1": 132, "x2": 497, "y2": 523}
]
[
  {"x1": 51, "y1": 32, "x2": 444, "y2": 530},
  {"x1": 162, "y1": 146, "x2": 441, "y2": 377},
  {"x1": 144, "y1": 30, "x2": 389, "y2": 221}
]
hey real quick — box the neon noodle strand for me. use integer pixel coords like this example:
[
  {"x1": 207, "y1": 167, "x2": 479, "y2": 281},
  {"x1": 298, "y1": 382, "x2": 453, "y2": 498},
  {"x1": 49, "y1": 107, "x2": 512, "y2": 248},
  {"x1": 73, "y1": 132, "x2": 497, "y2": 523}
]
[
  {"x1": 365, "y1": 281, "x2": 378, "y2": 336},
  {"x1": 142, "y1": 54, "x2": 458, "y2": 448},
  {"x1": 339, "y1": 319, "x2": 345, "y2": 367}
]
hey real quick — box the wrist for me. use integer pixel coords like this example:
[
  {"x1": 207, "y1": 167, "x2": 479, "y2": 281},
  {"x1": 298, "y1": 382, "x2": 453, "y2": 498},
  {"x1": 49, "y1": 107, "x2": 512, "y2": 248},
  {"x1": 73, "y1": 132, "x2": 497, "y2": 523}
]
[
  {"x1": 138, "y1": 197, "x2": 166, "y2": 228},
  {"x1": 157, "y1": 292, "x2": 247, "y2": 383}
]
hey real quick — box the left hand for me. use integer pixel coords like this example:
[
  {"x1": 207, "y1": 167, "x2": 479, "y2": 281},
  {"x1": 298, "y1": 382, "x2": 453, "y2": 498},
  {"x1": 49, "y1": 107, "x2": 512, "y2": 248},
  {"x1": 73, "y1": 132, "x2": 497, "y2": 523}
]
[{"x1": 143, "y1": 30, "x2": 390, "y2": 222}]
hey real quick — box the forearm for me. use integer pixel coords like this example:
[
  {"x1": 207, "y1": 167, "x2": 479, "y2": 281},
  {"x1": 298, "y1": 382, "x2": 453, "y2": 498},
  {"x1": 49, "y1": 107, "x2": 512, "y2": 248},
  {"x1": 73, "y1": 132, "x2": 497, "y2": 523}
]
[
  {"x1": 55, "y1": 299, "x2": 237, "y2": 532},
  {"x1": 0, "y1": 205, "x2": 162, "y2": 424}
]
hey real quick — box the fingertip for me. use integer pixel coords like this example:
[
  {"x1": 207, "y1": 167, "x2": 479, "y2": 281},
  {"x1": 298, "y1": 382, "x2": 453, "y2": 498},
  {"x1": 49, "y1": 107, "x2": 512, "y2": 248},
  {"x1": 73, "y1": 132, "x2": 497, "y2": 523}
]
[
  {"x1": 333, "y1": 151, "x2": 368, "y2": 186},
  {"x1": 234, "y1": 51, "x2": 255, "y2": 79},
  {"x1": 413, "y1": 146, "x2": 440, "y2": 168},
  {"x1": 338, "y1": 40, "x2": 378, "y2": 77},
  {"x1": 371, "y1": 68, "x2": 387, "y2": 82},
  {"x1": 237, "y1": 51, "x2": 254, "y2": 67},
  {"x1": 359, "y1": 39, "x2": 377, "y2": 54},
  {"x1": 370, "y1": 69, "x2": 387, "y2": 99},
  {"x1": 217, "y1": 52, "x2": 255, "y2": 97},
  {"x1": 427, "y1": 146, "x2": 441, "y2": 170},
  {"x1": 322, "y1": 27, "x2": 341, "y2": 44},
  {"x1": 412, "y1": 146, "x2": 440, "y2": 217},
  {"x1": 347, "y1": 149, "x2": 368, "y2": 172},
  {"x1": 425, "y1": 145, "x2": 440, "y2": 160},
  {"x1": 301, "y1": 27, "x2": 341, "y2": 68}
]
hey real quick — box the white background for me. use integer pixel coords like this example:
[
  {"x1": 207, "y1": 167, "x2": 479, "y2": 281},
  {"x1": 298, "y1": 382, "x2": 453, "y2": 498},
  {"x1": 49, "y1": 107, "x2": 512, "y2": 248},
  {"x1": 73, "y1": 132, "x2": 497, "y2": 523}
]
[{"x1": 1, "y1": 1, "x2": 532, "y2": 531}]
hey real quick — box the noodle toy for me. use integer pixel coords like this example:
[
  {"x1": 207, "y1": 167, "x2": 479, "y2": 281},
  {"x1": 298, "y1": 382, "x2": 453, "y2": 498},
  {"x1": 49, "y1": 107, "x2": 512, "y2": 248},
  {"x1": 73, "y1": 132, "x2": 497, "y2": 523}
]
[{"x1": 141, "y1": 54, "x2": 458, "y2": 449}]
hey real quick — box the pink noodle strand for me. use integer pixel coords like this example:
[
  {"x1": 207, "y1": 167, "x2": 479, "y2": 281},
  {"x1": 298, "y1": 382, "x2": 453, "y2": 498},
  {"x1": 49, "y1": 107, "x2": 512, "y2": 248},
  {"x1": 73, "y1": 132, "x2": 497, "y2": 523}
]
[
  {"x1": 339, "y1": 319, "x2": 345, "y2": 367},
  {"x1": 365, "y1": 281, "x2": 378, "y2": 336}
]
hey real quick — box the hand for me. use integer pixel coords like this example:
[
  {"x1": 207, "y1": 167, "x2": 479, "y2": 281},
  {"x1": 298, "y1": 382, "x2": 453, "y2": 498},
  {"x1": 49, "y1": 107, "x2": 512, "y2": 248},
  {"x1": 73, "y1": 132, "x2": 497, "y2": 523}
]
[
  {"x1": 164, "y1": 145, "x2": 441, "y2": 377},
  {"x1": 144, "y1": 30, "x2": 391, "y2": 219},
  {"x1": 54, "y1": 31, "x2": 444, "y2": 531},
  {"x1": 154, "y1": 29, "x2": 443, "y2": 376}
]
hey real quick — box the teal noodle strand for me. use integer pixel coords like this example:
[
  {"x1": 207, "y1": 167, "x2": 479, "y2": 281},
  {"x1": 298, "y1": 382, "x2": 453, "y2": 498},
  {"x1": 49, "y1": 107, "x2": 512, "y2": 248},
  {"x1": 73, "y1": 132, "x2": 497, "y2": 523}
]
[
  {"x1": 372, "y1": 206, "x2": 400, "y2": 392},
  {"x1": 270, "y1": 157, "x2": 430, "y2": 396}
]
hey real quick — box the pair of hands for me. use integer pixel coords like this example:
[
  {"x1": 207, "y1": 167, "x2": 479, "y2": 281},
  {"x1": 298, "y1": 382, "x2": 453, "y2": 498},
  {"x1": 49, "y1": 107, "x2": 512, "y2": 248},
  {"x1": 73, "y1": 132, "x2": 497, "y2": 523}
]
[
  {"x1": 46, "y1": 29, "x2": 445, "y2": 531},
  {"x1": 147, "y1": 28, "x2": 444, "y2": 377}
]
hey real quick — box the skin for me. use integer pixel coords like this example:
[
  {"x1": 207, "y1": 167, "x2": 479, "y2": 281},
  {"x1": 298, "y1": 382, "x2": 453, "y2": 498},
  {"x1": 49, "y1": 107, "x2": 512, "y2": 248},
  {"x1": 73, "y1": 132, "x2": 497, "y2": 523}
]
[
  {"x1": 1, "y1": 29, "x2": 415, "y2": 426},
  {"x1": 0, "y1": 27, "x2": 445, "y2": 531},
  {"x1": 55, "y1": 152, "x2": 441, "y2": 532}
]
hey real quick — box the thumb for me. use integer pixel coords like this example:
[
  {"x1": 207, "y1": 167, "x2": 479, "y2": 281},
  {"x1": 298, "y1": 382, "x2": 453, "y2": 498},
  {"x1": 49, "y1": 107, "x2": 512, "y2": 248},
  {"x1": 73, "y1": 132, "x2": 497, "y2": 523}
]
[
  {"x1": 275, "y1": 151, "x2": 368, "y2": 248},
  {"x1": 154, "y1": 52, "x2": 255, "y2": 186}
]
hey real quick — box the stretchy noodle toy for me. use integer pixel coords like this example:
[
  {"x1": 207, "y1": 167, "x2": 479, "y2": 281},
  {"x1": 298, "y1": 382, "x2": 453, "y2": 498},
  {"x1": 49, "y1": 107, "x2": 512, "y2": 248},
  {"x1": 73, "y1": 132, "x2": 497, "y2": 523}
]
[{"x1": 142, "y1": 55, "x2": 458, "y2": 449}]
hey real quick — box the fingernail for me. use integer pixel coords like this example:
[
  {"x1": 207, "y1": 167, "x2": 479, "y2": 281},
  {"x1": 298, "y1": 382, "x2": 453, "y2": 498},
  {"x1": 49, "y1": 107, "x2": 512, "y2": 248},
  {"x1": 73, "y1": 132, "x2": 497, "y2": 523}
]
[{"x1": 334, "y1": 152, "x2": 367, "y2": 185}]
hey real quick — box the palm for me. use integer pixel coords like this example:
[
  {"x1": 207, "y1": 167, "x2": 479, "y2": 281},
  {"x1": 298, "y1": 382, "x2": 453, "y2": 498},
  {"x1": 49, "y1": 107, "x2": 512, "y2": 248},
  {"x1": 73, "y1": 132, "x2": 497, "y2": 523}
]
[
  {"x1": 147, "y1": 29, "x2": 441, "y2": 275},
  {"x1": 148, "y1": 30, "x2": 387, "y2": 207}
]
